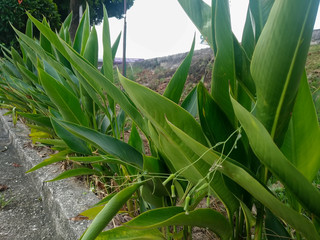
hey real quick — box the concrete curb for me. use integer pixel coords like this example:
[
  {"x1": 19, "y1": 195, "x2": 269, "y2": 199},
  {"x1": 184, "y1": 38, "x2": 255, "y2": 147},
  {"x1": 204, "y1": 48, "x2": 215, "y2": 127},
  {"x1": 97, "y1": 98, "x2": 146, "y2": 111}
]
[{"x1": 0, "y1": 109, "x2": 98, "y2": 239}]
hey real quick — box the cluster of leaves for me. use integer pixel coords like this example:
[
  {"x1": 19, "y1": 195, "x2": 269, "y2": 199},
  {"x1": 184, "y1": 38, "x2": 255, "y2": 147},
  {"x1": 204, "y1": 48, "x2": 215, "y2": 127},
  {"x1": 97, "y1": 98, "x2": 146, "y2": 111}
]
[
  {"x1": 88, "y1": 0, "x2": 135, "y2": 24},
  {"x1": 55, "y1": 0, "x2": 135, "y2": 24},
  {"x1": 1, "y1": 0, "x2": 320, "y2": 239},
  {"x1": 0, "y1": 0, "x2": 61, "y2": 53}
]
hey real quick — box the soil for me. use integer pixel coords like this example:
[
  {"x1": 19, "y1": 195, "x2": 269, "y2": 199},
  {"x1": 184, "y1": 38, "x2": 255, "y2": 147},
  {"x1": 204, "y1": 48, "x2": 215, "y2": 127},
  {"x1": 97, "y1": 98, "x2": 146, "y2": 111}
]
[{"x1": 131, "y1": 48, "x2": 214, "y2": 96}]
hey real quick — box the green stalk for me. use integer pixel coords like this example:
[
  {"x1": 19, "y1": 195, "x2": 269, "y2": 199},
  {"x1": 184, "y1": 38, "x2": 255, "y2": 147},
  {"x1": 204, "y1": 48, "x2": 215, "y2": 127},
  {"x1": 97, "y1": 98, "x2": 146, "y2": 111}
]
[
  {"x1": 235, "y1": 208, "x2": 244, "y2": 240},
  {"x1": 254, "y1": 203, "x2": 264, "y2": 240},
  {"x1": 127, "y1": 198, "x2": 134, "y2": 217},
  {"x1": 92, "y1": 103, "x2": 97, "y2": 131}
]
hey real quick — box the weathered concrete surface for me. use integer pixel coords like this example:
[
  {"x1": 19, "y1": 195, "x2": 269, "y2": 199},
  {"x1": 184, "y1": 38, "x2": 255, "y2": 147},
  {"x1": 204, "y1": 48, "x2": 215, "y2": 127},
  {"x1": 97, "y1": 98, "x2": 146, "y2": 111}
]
[
  {"x1": 0, "y1": 122, "x2": 55, "y2": 239},
  {"x1": 0, "y1": 110, "x2": 99, "y2": 239}
]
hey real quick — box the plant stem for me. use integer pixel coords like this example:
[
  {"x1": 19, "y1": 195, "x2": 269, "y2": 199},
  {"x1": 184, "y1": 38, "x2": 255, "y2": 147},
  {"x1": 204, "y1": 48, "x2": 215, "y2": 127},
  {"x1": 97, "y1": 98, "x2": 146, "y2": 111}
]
[
  {"x1": 126, "y1": 198, "x2": 134, "y2": 217},
  {"x1": 254, "y1": 203, "x2": 264, "y2": 240}
]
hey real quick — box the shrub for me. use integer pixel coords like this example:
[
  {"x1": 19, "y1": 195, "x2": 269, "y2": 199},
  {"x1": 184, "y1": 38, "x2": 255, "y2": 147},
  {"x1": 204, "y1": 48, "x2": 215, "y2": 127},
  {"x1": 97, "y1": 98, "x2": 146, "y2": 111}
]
[{"x1": 0, "y1": 0, "x2": 60, "y2": 52}]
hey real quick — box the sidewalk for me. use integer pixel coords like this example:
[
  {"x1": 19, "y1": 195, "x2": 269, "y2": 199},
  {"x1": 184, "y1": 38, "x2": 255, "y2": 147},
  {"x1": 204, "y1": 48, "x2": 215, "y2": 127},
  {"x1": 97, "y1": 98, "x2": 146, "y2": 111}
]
[
  {"x1": 0, "y1": 110, "x2": 99, "y2": 239},
  {"x1": 0, "y1": 119, "x2": 56, "y2": 239}
]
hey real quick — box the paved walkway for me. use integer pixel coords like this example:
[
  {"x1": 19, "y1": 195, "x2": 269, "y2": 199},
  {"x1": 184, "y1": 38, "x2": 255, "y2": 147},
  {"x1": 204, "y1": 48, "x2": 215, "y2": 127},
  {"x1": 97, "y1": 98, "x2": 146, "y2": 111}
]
[{"x1": 0, "y1": 120, "x2": 56, "y2": 240}]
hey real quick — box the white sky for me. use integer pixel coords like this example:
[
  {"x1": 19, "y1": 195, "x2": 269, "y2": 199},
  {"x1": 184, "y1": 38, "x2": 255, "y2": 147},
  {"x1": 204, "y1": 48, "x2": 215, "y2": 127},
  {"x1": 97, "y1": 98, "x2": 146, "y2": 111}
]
[{"x1": 96, "y1": 0, "x2": 320, "y2": 59}]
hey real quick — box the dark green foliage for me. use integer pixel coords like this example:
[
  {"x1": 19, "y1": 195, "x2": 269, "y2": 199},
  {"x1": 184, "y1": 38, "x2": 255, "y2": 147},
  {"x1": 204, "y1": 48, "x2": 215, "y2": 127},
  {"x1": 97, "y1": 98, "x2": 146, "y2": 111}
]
[
  {"x1": 53, "y1": 0, "x2": 135, "y2": 23},
  {"x1": 0, "y1": 0, "x2": 61, "y2": 53},
  {"x1": 88, "y1": 0, "x2": 135, "y2": 25}
]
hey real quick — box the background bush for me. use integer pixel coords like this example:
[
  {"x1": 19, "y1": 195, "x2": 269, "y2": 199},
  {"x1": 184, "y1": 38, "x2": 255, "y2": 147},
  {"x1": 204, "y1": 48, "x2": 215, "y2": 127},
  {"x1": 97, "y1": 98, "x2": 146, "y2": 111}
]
[{"x1": 0, "y1": 0, "x2": 61, "y2": 53}]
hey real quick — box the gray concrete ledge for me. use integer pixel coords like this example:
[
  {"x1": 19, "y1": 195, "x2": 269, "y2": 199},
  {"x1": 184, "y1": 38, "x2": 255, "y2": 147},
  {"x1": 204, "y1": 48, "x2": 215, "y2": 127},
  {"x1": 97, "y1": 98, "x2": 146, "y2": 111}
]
[{"x1": 0, "y1": 109, "x2": 99, "y2": 239}]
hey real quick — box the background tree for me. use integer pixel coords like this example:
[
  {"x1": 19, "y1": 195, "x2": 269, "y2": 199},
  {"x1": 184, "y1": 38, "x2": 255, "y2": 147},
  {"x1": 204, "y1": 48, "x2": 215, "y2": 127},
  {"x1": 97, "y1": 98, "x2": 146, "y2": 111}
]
[
  {"x1": 55, "y1": 0, "x2": 135, "y2": 40},
  {"x1": 0, "y1": 0, "x2": 60, "y2": 53}
]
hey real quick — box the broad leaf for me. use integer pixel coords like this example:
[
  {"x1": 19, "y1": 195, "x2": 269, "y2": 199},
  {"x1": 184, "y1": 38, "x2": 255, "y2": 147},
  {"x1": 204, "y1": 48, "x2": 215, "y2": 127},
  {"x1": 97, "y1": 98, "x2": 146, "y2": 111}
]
[
  {"x1": 111, "y1": 32, "x2": 122, "y2": 61},
  {"x1": 119, "y1": 74, "x2": 207, "y2": 145},
  {"x1": 167, "y1": 120, "x2": 320, "y2": 240},
  {"x1": 51, "y1": 117, "x2": 91, "y2": 155},
  {"x1": 281, "y1": 72, "x2": 320, "y2": 181},
  {"x1": 26, "y1": 150, "x2": 70, "y2": 173},
  {"x1": 25, "y1": 13, "x2": 148, "y2": 134},
  {"x1": 97, "y1": 228, "x2": 164, "y2": 240},
  {"x1": 102, "y1": 6, "x2": 115, "y2": 113},
  {"x1": 231, "y1": 97, "x2": 320, "y2": 218},
  {"x1": 163, "y1": 36, "x2": 195, "y2": 103},
  {"x1": 104, "y1": 207, "x2": 232, "y2": 240},
  {"x1": 56, "y1": 120, "x2": 144, "y2": 169},
  {"x1": 81, "y1": 183, "x2": 142, "y2": 240},
  {"x1": 178, "y1": 0, "x2": 215, "y2": 51},
  {"x1": 119, "y1": 76, "x2": 238, "y2": 216},
  {"x1": 211, "y1": 0, "x2": 236, "y2": 126},
  {"x1": 83, "y1": 25, "x2": 98, "y2": 68},
  {"x1": 38, "y1": 68, "x2": 88, "y2": 126},
  {"x1": 251, "y1": 0, "x2": 320, "y2": 144},
  {"x1": 40, "y1": 18, "x2": 53, "y2": 55},
  {"x1": 181, "y1": 84, "x2": 198, "y2": 117}
]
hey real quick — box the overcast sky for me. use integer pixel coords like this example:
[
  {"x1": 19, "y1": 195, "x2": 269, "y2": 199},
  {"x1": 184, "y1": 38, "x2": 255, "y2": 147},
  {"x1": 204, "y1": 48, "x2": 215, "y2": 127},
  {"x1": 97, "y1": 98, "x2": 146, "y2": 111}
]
[{"x1": 96, "y1": 0, "x2": 320, "y2": 59}]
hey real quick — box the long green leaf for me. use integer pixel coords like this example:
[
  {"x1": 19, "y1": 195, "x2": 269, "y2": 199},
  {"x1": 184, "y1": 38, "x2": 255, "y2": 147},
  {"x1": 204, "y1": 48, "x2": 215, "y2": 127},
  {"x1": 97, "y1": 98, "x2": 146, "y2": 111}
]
[
  {"x1": 111, "y1": 32, "x2": 122, "y2": 62},
  {"x1": 178, "y1": 0, "x2": 215, "y2": 51},
  {"x1": 120, "y1": 76, "x2": 239, "y2": 215},
  {"x1": 13, "y1": 27, "x2": 75, "y2": 86},
  {"x1": 51, "y1": 117, "x2": 91, "y2": 155},
  {"x1": 26, "y1": 150, "x2": 70, "y2": 173},
  {"x1": 181, "y1": 84, "x2": 198, "y2": 117},
  {"x1": 102, "y1": 5, "x2": 115, "y2": 113},
  {"x1": 281, "y1": 72, "x2": 320, "y2": 181},
  {"x1": 25, "y1": 13, "x2": 148, "y2": 134},
  {"x1": 97, "y1": 228, "x2": 164, "y2": 240},
  {"x1": 80, "y1": 3, "x2": 91, "y2": 55},
  {"x1": 211, "y1": 0, "x2": 236, "y2": 126},
  {"x1": 119, "y1": 74, "x2": 207, "y2": 145},
  {"x1": 83, "y1": 25, "x2": 98, "y2": 68},
  {"x1": 102, "y1": 207, "x2": 232, "y2": 240},
  {"x1": 18, "y1": 112, "x2": 52, "y2": 128},
  {"x1": 81, "y1": 183, "x2": 142, "y2": 240},
  {"x1": 167, "y1": 120, "x2": 320, "y2": 240},
  {"x1": 38, "y1": 68, "x2": 88, "y2": 126},
  {"x1": 248, "y1": 0, "x2": 274, "y2": 43},
  {"x1": 102, "y1": 5, "x2": 114, "y2": 83},
  {"x1": 56, "y1": 119, "x2": 144, "y2": 169},
  {"x1": 73, "y1": 6, "x2": 88, "y2": 53},
  {"x1": 251, "y1": 0, "x2": 319, "y2": 144},
  {"x1": 163, "y1": 36, "x2": 195, "y2": 103},
  {"x1": 231, "y1": 97, "x2": 320, "y2": 218},
  {"x1": 40, "y1": 18, "x2": 53, "y2": 55}
]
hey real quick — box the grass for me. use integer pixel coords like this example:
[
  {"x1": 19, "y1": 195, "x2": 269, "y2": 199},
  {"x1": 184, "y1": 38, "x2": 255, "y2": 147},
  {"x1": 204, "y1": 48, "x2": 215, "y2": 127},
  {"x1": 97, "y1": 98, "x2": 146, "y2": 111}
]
[
  {"x1": 0, "y1": 192, "x2": 14, "y2": 209},
  {"x1": 306, "y1": 44, "x2": 320, "y2": 92},
  {"x1": 306, "y1": 44, "x2": 320, "y2": 119}
]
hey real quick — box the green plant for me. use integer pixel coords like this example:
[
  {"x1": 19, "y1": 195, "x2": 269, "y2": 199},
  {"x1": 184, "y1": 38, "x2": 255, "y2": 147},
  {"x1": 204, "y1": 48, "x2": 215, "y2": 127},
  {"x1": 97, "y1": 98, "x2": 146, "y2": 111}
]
[
  {"x1": 106, "y1": 0, "x2": 320, "y2": 239},
  {"x1": 0, "y1": 193, "x2": 14, "y2": 209},
  {"x1": 1, "y1": 0, "x2": 320, "y2": 239}
]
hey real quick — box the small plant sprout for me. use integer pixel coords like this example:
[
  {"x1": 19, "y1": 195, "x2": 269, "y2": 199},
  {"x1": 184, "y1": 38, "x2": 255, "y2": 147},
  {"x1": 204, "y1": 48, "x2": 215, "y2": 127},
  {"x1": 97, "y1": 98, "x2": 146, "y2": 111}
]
[{"x1": 0, "y1": 193, "x2": 14, "y2": 209}]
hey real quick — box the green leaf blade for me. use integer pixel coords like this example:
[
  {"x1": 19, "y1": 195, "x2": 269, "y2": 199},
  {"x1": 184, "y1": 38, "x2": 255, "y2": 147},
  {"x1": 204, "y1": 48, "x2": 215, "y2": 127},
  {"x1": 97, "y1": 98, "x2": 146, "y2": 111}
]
[
  {"x1": 251, "y1": 0, "x2": 320, "y2": 144},
  {"x1": 38, "y1": 68, "x2": 88, "y2": 126},
  {"x1": 231, "y1": 97, "x2": 320, "y2": 218},
  {"x1": 163, "y1": 37, "x2": 195, "y2": 103}
]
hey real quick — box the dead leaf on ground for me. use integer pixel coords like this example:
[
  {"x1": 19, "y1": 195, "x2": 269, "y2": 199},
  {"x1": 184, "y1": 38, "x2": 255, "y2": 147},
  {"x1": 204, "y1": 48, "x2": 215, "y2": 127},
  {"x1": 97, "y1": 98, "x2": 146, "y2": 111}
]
[
  {"x1": 0, "y1": 184, "x2": 8, "y2": 191},
  {"x1": 12, "y1": 163, "x2": 22, "y2": 167},
  {"x1": 70, "y1": 215, "x2": 89, "y2": 221}
]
